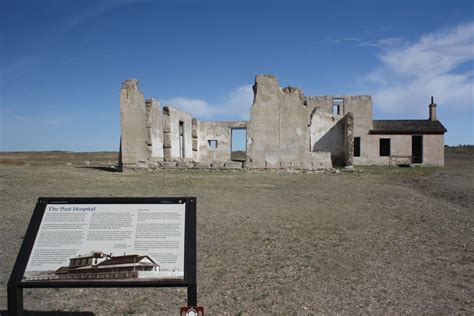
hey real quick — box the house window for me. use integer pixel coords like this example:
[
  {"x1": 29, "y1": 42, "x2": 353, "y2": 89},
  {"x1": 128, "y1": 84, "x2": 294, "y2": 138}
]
[
  {"x1": 332, "y1": 98, "x2": 343, "y2": 115},
  {"x1": 379, "y1": 138, "x2": 391, "y2": 156},
  {"x1": 208, "y1": 140, "x2": 217, "y2": 149},
  {"x1": 354, "y1": 137, "x2": 361, "y2": 157}
]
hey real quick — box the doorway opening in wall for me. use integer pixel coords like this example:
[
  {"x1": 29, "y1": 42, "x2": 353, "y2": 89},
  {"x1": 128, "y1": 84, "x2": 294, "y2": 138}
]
[
  {"x1": 412, "y1": 135, "x2": 423, "y2": 163},
  {"x1": 231, "y1": 128, "x2": 247, "y2": 161},
  {"x1": 379, "y1": 138, "x2": 391, "y2": 157},
  {"x1": 354, "y1": 137, "x2": 361, "y2": 157},
  {"x1": 179, "y1": 121, "x2": 185, "y2": 159},
  {"x1": 332, "y1": 98, "x2": 343, "y2": 115}
]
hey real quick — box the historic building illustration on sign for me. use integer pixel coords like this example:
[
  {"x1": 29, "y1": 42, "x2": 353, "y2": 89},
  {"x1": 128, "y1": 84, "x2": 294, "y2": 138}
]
[
  {"x1": 55, "y1": 252, "x2": 159, "y2": 279},
  {"x1": 25, "y1": 251, "x2": 162, "y2": 281},
  {"x1": 119, "y1": 74, "x2": 447, "y2": 171}
]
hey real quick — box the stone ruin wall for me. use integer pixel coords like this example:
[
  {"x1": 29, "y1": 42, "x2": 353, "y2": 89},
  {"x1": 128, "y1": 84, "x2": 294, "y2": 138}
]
[
  {"x1": 119, "y1": 75, "x2": 358, "y2": 172},
  {"x1": 198, "y1": 121, "x2": 247, "y2": 164},
  {"x1": 119, "y1": 79, "x2": 149, "y2": 169},
  {"x1": 245, "y1": 75, "x2": 354, "y2": 170}
]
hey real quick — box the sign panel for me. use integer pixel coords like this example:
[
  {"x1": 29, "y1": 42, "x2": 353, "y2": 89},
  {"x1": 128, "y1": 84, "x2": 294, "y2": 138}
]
[
  {"x1": 9, "y1": 197, "x2": 197, "y2": 315},
  {"x1": 23, "y1": 203, "x2": 186, "y2": 283}
]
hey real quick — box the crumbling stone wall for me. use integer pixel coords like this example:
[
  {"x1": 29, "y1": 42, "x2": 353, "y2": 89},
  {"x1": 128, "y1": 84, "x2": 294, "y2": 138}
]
[
  {"x1": 246, "y1": 75, "x2": 340, "y2": 170},
  {"x1": 246, "y1": 75, "x2": 315, "y2": 169},
  {"x1": 145, "y1": 98, "x2": 163, "y2": 161},
  {"x1": 192, "y1": 118, "x2": 200, "y2": 161},
  {"x1": 119, "y1": 80, "x2": 164, "y2": 170},
  {"x1": 163, "y1": 106, "x2": 193, "y2": 161},
  {"x1": 246, "y1": 75, "x2": 281, "y2": 168},
  {"x1": 118, "y1": 76, "x2": 374, "y2": 171},
  {"x1": 120, "y1": 79, "x2": 147, "y2": 167},
  {"x1": 305, "y1": 96, "x2": 333, "y2": 115},
  {"x1": 279, "y1": 86, "x2": 309, "y2": 167},
  {"x1": 309, "y1": 108, "x2": 346, "y2": 166},
  {"x1": 198, "y1": 121, "x2": 247, "y2": 163},
  {"x1": 344, "y1": 96, "x2": 372, "y2": 165},
  {"x1": 343, "y1": 112, "x2": 354, "y2": 166}
]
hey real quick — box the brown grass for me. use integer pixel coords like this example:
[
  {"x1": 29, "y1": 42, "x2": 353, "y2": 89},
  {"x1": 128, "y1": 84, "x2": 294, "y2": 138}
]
[{"x1": 0, "y1": 149, "x2": 472, "y2": 314}]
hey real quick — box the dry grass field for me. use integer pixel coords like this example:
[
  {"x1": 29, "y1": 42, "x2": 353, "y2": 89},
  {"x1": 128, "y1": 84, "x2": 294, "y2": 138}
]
[{"x1": 0, "y1": 148, "x2": 472, "y2": 315}]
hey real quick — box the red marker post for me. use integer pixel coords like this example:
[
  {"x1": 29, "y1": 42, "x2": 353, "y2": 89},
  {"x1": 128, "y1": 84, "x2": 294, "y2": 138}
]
[{"x1": 180, "y1": 306, "x2": 204, "y2": 315}]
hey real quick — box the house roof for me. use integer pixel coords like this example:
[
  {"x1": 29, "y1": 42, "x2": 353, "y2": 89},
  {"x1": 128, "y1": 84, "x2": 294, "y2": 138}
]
[
  {"x1": 97, "y1": 254, "x2": 157, "y2": 266},
  {"x1": 55, "y1": 266, "x2": 71, "y2": 273},
  {"x1": 371, "y1": 120, "x2": 447, "y2": 135},
  {"x1": 70, "y1": 252, "x2": 105, "y2": 260}
]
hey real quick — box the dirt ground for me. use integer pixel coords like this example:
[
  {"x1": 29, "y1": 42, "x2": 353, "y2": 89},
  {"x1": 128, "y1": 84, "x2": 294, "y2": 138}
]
[{"x1": 0, "y1": 148, "x2": 472, "y2": 315}]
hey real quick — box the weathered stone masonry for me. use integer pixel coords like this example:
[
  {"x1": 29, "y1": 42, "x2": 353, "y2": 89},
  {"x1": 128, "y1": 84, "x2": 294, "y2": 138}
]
[{"x1": 119, "y1": 74, "x2": 447, "y2": 171}]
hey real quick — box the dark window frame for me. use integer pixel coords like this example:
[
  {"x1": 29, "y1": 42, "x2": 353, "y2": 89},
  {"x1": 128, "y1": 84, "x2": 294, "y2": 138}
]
[
  {"x1": 379, "y1": 138, "x2": 391, "y2": 157},
  {"x1": 208, "y1": 140, "x2": 218, "y2": 149},
  {"x1": 332, "y1": 98, "x2": 344, "y2": 115}
]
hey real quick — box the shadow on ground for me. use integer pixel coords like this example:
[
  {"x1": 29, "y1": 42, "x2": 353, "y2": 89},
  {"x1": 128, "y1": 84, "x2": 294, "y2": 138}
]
[{"x1": 76, "y1": 166, "x2": 120, "y2": 172}]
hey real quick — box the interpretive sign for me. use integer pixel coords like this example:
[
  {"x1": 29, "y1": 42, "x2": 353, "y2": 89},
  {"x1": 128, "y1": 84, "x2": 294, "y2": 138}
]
[
  {"x1": 8, "y1": 197, "x2": 197, "y2": 316},
  {"x1": 24, "y1": 203, "x2": 186, "y2": 282}
]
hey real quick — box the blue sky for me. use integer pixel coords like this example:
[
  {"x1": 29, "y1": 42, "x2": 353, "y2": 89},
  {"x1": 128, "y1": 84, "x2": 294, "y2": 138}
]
[{"x1": 1, "y1": 0, "x2": 473, "y2": 151}]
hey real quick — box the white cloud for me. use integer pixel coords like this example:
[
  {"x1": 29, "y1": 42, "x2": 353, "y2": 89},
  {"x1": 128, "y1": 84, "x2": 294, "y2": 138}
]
[
  {"x1": 162, "y1": 85, "x2": 253, "y2": 120},
  {"x1": 366, "y1": 22, "x2": 474, "y2": 117},
  {"x1": 327, "y1": 38, "x2": 341, "y2": 44},
  {"x1": 219, "y1": 85, "x2": 254, "y2": 119},
  {"x1": 360, "y1": 37, "x2": 404, "y2": 48},
  {"x1": 380, "y1": 24, "x2": 473, "y2": 77},
  {"x1": 375, "y1": 37, "x2": 404, "y2": 47},
  {"x1": 343, "y1": 37, "x2": 361, "y2": 42},
  {"x1": 161, "y1": 97, "x2": 215, "y2": 118},
  {"x1": 329, "y1": 37, "x2": 362, "y2": 44}
]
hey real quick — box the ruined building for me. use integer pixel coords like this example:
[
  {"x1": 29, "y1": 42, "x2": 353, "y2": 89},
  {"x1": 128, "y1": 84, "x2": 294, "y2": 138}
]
[{"x1": 119, "y1": 74, "x2": 447, "y2": 171}]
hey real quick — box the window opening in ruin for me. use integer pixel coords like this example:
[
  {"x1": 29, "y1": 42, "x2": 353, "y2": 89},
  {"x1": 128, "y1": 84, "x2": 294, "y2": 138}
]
[
  {"x1": 231, "y1": 128, "x2": 247, "y2": 162},
  {"x1": 412, "y1": 135, "x2": 423, "y2": 163},
  {"x1": 208, "y1": 140, "x2": 218, "y2": 149},
  {"x1": 379, "y1": 138, "x2": 391, "y2": 157},
  {"x1": 179, "y1": 121, "x2": 185, "y2": 158},
  {"x1": 354, "y1": 137, "x2": 361, "y2": 157},
  {"x1": 332, "y1": 98, "x2": 343, "y2": 115}
]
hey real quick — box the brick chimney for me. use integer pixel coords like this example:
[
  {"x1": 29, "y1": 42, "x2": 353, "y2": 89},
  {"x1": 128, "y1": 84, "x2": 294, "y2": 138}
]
[{"x1": 429, "y1": 96, "x2": 437, "y2": 121}]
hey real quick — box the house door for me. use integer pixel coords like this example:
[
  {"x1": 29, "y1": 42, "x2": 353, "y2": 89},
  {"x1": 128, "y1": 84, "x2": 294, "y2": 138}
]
[
  {"x1": 231, "y1": 128, "x2": 247, "y2": 161},
  {"x1": 179, "y1": 121, "x2": 185, "y2": 158},
  {"x1": 412, "y1": 135, "x2": 423, "y2": 163}
]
